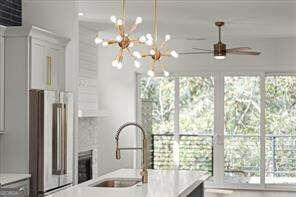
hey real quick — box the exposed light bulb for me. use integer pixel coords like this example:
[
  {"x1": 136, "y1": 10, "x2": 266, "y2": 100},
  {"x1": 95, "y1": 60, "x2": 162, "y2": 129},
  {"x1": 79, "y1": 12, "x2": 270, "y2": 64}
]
[
  {"x1": 116, "y1": 35, "x2": 123, "y2": 42},
  {"x1": 163, "y1": 70, "x2": 170, "y2": 77},
  {"x1": 135, "y1": 17, "x2": 143, "y2": 24},
  {"x1": 134, "y1": 60, "x2": 141, "y2": 68},
  {"x1": 170, "y1": 50, "x2": 179, "y2": 58},
  {"x1": 150, "y1": 49, "x2": 156, "y2": 55},
  {"x1": 110, "y1": 15, "x2": 117, "y2": 24},
  {"x1": 214, "y1": 55, "x2": 226, "y2": 60},
  {"x1": 112, "y1": 60, "x2": 119, "y2": 67},
  {"x1": 117, "y1": 62, "x2": 123, "y2": 69},
  {"x1": 129, "y1": 42, "x2": 134, "y2": 47},
  {"x1": 139, "y1": 36, "x2": 146, "y2": 43},
  {"x1": 146, "y1": 33, "x2": 153, "y2": 40},
  {"x1": 133, "y1": 51, "x2": 142, "y2": 59},
  {"x1": 94, "y1": 37, "x2": 103, "y2": 44},
  {"x1": 165, "y1": 34, "x2": 171, "y2": 42},
  {"x1": 78, "y1": 12, "x2": 84, "y2": 16},
  {"x1": 102, "y1": 41, "x2": 109, "y2": 47},
  {"x1": 117, "y1": 19, "x2": 123, "y2": 26},
  {"x1": 145, "y1": 39, "x2": 153, "y2": 46},
  {"x1": 147, "y1": 70, "x2": 155, "y2": 77}
]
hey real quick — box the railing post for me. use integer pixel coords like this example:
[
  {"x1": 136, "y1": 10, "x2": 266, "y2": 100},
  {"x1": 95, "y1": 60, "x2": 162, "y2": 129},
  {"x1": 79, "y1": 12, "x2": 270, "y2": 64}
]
[
  {"x1": 211, "y1": 136, "x2": 214, "y2": 176},
  {"x1": 151, "y1": 134, "x2": 155, "y2": 169},
  {"x1": 272, "y1": 136, "x2": 276, "y2": 176}
]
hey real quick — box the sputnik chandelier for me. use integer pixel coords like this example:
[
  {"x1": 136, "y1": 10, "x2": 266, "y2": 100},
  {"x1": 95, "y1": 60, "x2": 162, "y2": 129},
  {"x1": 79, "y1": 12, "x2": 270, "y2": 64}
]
[
  {"x1": 94, "y1": 0, "x2": 146, "y2": 69},
  {"x1": 140, "y1": 0, "x2": 178, "y2": 77}
]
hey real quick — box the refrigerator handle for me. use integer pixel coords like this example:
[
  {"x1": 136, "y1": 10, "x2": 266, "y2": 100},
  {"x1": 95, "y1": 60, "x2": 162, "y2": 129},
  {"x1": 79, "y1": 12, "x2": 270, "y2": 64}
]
[{"x1": 52, "y1": 103, "x2": 67, "y2": 175}]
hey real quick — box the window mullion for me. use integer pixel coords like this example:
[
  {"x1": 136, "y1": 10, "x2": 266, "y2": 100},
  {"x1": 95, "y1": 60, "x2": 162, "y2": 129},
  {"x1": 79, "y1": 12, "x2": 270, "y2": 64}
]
[
  {"x1": 214, "y1": 73, "x2": 224, "y2": 186},
  {"x1": 173, "y1": 75, "x2": 180, "y2": 169},
  {"x1": 260, "y1": 73, "x2": 266, "y2": 187}
]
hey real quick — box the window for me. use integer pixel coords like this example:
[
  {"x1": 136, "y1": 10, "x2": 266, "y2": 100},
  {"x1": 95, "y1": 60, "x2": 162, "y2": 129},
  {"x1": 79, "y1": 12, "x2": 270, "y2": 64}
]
[
  {"x1": 265, "y1": 75, "x2": 296, "y2": 184},
  {"x1": 224, "y1": 76, "x2": 261, "y2": 184},
  {"x1": 179, "y1": 76, "x2": 214, "y2": 172},
  {"x1": 140, "y1": 76, "x2": 175, "y2": 169}
]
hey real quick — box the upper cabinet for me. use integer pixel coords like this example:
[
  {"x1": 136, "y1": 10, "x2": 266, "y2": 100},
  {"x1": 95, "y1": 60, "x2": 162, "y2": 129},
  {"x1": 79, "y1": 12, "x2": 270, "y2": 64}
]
[
  {"x1": 0, "y1": 25, "x2": 5, "y2": 133},
  {"x1": 5, "y1": 26, "x2": 70, "y2": 90}
]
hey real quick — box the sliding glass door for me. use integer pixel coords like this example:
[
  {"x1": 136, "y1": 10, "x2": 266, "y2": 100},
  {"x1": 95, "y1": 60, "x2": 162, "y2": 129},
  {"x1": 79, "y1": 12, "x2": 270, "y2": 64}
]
[
  {"x1": 265, "y1": 75, "x2": 296, "y2": 185},
  {"x1": 138, "y1": 72, "x2": 296, "y2": 189},
  {"x1": 140, "y1": 76, "x2": 175, "y2": 169},
  {"x1": 224, "y1": 76, "x2": 261, "y2": 184},
  {"x1": 179, "y1": 76, "x2": 214, "y2": 172}
]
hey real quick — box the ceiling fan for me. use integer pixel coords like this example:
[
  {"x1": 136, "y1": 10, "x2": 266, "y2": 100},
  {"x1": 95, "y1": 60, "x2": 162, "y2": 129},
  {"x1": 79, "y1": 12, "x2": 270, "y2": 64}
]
[{"x1": 180, "y1": 21, "x2": 261, "y2": 59}]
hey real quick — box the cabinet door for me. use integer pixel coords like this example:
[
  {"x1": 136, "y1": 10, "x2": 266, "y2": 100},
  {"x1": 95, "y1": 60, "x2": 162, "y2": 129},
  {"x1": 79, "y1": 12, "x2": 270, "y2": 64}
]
[
  {"x1": 2, "y1": 179, "x2": 30, "y2": 197},
  {"x1": 30, "y1": 38, "x2": 47, "y2": 89},
  {"x1": 30, "y1": 39, "x2": 64, "y2": 90}
]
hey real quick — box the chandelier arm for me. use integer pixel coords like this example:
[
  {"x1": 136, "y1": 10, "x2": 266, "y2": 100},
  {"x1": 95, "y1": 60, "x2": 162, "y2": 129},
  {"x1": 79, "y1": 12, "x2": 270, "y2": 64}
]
[
  {"x1": 159, "y1": 60, "x2": 165, "y2": 70},
  {"x1": 159, "y1": 40, "x2": 167, "y2": 50},
  {"x1": 150, "y1": 60, "x2": 157, "y2": 71},
  {"x1": 126, "y1": 48, "x2": 137, "y2": 60},
  {"x1": 116, "y1": 48, "x2": 124, "y2": 62},
  {"x1": 130, "y1": 39, "x2": 141, "y2": 44},
  {"x1": 108, "y1": 40, "x2": 118, "y2": 45},
  {"x1": 141, "y1": 54, "x2": 152, "y2": 58},
  {"x1": 128, "y1": 24, "x2": 138, "y2": 35}
]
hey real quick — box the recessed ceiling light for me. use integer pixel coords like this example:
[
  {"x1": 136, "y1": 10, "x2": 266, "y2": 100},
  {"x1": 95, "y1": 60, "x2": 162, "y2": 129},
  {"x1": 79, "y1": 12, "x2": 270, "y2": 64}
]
[{"x1": 78, "y1": 12, "x2": 84, "y2": 16}]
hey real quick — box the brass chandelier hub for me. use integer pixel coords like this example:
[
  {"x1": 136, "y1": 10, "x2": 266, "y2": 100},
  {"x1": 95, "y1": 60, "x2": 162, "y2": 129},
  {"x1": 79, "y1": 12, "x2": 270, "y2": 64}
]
[
  {"x1": 118, "y1": 36, "x2": 130, "y2": 49},
  {"x1": 152, "y1": 50, "x2": 162, "y2": 61}
]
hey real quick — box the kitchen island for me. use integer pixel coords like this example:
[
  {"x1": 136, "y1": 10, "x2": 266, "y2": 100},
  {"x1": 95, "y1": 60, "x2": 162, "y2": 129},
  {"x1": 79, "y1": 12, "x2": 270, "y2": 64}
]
[{"x1": 49, "y1": 169, "x2": 210, "y2": 197}]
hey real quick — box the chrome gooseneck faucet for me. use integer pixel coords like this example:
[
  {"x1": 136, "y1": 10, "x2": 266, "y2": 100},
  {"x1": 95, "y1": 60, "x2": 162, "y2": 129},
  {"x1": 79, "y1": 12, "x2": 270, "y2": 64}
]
[{"x1": 115, "y1": 122, "x2": 148, "y2": 183}]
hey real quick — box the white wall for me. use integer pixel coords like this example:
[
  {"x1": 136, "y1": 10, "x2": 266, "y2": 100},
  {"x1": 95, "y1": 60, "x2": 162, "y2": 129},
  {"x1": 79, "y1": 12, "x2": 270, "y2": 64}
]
[{"x1": 96, "y1": 45, "x2": 137, "y2": 175}]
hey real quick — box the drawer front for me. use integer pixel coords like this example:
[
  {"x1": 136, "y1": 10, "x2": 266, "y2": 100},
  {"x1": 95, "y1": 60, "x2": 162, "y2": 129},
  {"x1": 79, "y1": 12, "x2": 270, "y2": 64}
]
[{"x1": 2, "y1": 179, "x2": 30, "y2": 197}]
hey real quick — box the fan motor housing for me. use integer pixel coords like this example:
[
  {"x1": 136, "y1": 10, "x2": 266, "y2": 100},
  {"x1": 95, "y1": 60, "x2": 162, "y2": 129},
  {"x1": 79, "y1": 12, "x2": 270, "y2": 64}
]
[{"x1": 214, "y1": 42, "x2": 226, "y2": 57}]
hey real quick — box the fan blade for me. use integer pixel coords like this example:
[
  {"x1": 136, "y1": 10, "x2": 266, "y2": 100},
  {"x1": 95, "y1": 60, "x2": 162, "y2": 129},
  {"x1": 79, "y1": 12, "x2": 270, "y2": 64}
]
[
  {"x1": 226, "y1": 47, "x2": 252, "y2": 52},
  {"x1": 186, "y1": 38, "x2": 206, "y2": 41},
  {"x1": 179, "y1": 52, "x2": 212, "y2": 55},
  {"x1": 173, "y1": 36, "x2": 206, "y2": 41},
  {"x1": 192, "y1": 48, "x2": 213, "y2": 52},
  {"x1": 228, "y1": 51, "x2": 261, "y2": 55}
]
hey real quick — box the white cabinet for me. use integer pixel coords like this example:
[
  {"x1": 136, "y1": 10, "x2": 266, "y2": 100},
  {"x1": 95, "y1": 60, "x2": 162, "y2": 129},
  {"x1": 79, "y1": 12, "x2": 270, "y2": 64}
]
[
  {"x1": 0, "y1": 25, "x2": 5, "y2": 133},
  {"x1": 1, "y1": 26, "x2": 69, "y2": 172},
  {"x1": 5, "y1": 26, "x2": 69, "y2": 90}
]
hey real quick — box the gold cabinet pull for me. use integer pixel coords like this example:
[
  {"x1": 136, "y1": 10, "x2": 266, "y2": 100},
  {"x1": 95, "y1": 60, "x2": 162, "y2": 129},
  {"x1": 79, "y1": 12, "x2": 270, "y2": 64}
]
[{"x1": 46, "y1": 56, "x2": 52, "y2": 86}]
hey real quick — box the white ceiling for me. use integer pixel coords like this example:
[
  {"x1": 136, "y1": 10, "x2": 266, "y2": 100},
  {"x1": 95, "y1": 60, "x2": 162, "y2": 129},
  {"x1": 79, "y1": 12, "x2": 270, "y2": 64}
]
[{"x1": 77, "y1": 0, "x2": 296, "y2": 39}]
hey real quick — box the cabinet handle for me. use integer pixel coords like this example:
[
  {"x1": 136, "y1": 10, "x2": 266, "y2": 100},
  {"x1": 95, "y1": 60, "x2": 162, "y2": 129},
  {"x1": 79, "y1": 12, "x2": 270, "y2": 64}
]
[{"x1": 46, "y1": 56, "x2": 52, "y2": 86}]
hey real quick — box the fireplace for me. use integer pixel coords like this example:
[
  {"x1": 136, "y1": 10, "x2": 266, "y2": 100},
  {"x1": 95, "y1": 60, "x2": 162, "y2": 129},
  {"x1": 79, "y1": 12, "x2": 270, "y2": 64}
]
[{"x1": 78, "y1": 150, "x2": 93, "y2": 184}]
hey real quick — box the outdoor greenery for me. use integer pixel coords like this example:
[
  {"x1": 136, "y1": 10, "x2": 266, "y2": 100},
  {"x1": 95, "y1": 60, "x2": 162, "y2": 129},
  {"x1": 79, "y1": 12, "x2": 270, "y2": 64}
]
[{"x1": 140, "y1": 75, "x2": 296, "y2": 182}]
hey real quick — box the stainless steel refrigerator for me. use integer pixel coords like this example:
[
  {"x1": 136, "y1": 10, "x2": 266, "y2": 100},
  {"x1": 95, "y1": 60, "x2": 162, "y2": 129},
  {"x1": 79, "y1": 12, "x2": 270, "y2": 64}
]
[{"x1": 29, "y1": 90, "x2": 74, "y2": 197}]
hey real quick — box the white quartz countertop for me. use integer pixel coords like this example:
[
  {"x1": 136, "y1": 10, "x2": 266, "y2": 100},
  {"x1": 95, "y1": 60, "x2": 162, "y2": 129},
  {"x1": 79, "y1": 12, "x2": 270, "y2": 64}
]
[
  {"x1": 49, "y1": 169, "x2": 210, "y2": 197},
  {"x1": 0, "y1": 173, "x2": 31, "y2": 186}
]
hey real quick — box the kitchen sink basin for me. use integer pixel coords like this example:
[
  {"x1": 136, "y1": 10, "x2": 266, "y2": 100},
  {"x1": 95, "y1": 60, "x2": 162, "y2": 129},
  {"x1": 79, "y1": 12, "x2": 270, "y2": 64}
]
[{"x1": 89, "y1": 178, "x2": 141, "y2": 188}]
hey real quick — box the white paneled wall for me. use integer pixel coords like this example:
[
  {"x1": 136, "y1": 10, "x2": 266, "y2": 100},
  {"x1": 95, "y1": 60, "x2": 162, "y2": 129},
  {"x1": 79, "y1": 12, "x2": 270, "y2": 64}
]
[{"x1": 78, "y1": 24, "x2": 99, "y2": 117}]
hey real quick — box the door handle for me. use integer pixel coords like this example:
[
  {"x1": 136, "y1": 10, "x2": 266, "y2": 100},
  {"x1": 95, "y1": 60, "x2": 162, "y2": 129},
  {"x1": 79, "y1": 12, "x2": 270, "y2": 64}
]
[
  {"x1": 52, "y1": 103, "x2": 67, "y2": 175},
  {"x1": 46, "y1": 56, "x2": 52, "y2": 86}
]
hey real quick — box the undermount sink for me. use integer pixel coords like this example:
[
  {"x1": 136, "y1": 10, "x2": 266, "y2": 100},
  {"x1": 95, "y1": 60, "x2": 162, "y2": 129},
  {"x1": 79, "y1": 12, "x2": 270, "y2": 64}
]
[{"x1": 89, "y1": 178, "x2": 141, "y2": 188}]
